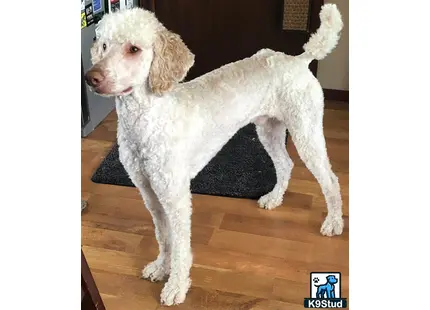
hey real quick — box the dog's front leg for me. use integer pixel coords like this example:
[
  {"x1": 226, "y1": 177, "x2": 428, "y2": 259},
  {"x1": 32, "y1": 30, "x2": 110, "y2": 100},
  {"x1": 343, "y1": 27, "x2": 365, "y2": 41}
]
[
  {"x1": 139, "y1": 184, "x2": 171, "y2": 282},
  {"x1": 158, "y1": 185, "x2": 193, "y2": 306},
  {"x1": 120, "y1": 149, "x2": 172, "y2": 281}
]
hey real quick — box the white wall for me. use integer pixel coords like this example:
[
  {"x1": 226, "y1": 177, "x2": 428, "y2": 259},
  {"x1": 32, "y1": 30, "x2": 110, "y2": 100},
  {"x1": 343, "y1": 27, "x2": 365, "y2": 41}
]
[{"x1": 316, "y1": 0, "x2": 349, "y2": 91}]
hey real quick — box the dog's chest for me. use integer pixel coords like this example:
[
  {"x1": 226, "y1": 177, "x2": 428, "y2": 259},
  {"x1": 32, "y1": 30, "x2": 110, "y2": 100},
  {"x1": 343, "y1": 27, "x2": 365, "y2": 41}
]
[
  {"x1": 117, "y1": 121, "x2": 152, "y2": 175},
  {"x1": 116, "y1": 111, "x2": 171, "y2": 180},
  {"x1": 115, "y1": 103, "x2": 155, "y2": 177}
]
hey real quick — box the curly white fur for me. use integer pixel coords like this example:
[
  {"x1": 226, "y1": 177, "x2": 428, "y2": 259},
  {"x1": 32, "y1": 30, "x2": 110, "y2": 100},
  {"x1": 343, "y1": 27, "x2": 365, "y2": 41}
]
[{"x1": 85, "y1": 4, "x2": 344, "y2": 306}]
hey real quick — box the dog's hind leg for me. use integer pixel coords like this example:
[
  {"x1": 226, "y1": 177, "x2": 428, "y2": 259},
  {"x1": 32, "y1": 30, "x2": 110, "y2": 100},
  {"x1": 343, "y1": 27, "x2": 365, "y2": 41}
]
[
  {"x1": 255, "y1": 117, "x2": 294, "y2": 210},
  {"x1": 286, "y1": 102, "x2": 344, "y2": 236}
]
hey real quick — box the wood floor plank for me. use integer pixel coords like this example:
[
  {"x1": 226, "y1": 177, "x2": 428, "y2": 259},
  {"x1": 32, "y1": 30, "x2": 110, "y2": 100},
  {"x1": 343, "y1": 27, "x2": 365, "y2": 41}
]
[
  {"x1": 85, "y1": 194, "x2": 148, "y2": 220},
  {"x1": 81, "y1": 138, "x2": 114, "y2": 153},
  {"x1": 287, "y1": 137, "x2": 349, "y2": 173},
  {"x1": 209, "y1": 228, "x2": 348, "y2": 267},
  {"x1": 82, "y1": 194, "x2": 218, "y2": 246},
  {"x1": 190, "y1": 266, "x2": 275, "y2": 300},
  {"x1": 81, "y1": 151, "x2": 99, "y2": 176},
  {"x1": 193, "y1": 242, "x2": 349, "y2": 281},
  {"x1": 86, "y1": 192, "x2": 225, "y2": 227},
  {"x1": 193, "y1": 191, "x2": 313, "y2": 210},
  {"x1": 82, "y1": 212, "x2": 156, "y2": 236},
  {"x1": 93, "y1": 270, "x2": 159, "y2": 310},
  {"x1": 192, "y1": 192, "x2": 313, "y2": 223},
  {"x1": 250, "y1": 299, "x2": 307, "y2": 310},
  {"x1": 85, "y1": 120, "x2": 117, "y2": 142},
  {"x1": 291, "y1": 165, "x2": 349, "y2": 188},
  {"x1": 192, "y1": 208, "x2": 225, "y2": 228},
  {"x1": 192, "y1": 243, "x2": 310, "y2": 283},
  {"x1": 83, "y1": 245, "x2": 145, "y2": 277},
  {"x1": 81, "y1": 226, "x2": 143, "y2": 254},
  {"x1": 323, "y1": 124, "x2": 349, "y2": 141},
  {"x1": 219, "y1": 213, "x2": 348, "y2": 243},
  {"x1": 209, "y1": 229, "x2": 313, "y2": 261},
  {"x1": 82, "y1": 180, "x2": 142, "y2": 200},
  {"x1": 272, "y1": 278, "x2": 309, "y2": 305},
  {"x1": 154, "y1": 286, "x2": 302, "y2": 310},
  {"x1": 287, "y1": 178, "x2": 328, "y2": 197}
]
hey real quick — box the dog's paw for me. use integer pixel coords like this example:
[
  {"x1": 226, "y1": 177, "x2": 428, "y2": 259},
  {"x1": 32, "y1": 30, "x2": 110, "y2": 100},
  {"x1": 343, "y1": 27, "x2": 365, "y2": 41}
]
[
  {"x1": 160, "y1": 277, "x2": 191, "y2": 306},
  {"x1": 141, "y1": 260, "x2": 169, "y2": 282},
  {"x1": 320, "y1": 215, "x2": 344, "y2": 236},
  {"x1": 258, "y1": 192, "x2": 283, "y2": 210}
]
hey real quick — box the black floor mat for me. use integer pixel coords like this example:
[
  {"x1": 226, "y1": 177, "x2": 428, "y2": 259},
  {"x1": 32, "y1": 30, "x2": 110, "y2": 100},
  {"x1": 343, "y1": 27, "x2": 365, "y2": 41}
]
[{"x1": 91, "y1": 124, "x2": 287, "y2": 199}]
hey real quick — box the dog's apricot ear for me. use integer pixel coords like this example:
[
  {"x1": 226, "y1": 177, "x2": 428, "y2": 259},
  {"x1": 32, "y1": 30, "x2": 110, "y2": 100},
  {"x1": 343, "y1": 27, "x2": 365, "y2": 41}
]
[{"x1": 149, "y1": 29, "x2": 195, "y2": 96}]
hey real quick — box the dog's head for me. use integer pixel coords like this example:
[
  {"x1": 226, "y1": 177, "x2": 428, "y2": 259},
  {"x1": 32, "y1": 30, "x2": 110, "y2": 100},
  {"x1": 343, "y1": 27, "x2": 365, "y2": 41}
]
[
  {"x1": 326, "y1": 275, "x2": 338, "y2": 284},
  {"x1": 84, "y1": 8, "x2": 195, "y2": 97}
]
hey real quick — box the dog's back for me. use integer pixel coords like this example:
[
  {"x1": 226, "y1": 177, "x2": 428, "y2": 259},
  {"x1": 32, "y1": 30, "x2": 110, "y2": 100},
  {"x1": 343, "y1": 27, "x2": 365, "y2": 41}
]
[{"x1": 174, "y1": 3, "x2": 343, "y2": 108}]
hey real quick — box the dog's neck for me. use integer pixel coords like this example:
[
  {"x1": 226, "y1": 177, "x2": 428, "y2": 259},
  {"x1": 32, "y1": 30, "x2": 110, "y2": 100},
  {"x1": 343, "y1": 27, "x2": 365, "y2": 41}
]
[
  {"x1": 115, "y1": 84, "x2": 172, "y2": 136},
  {"x1": 116, "y1": 86, "x2": 148, "y2": 123}
]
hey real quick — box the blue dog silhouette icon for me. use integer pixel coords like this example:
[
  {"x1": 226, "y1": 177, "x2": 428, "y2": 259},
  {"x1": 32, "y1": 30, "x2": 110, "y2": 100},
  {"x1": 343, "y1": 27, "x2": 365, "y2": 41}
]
[{"x1": 314, "y1": 275, "x2": 338, "y2": 298}]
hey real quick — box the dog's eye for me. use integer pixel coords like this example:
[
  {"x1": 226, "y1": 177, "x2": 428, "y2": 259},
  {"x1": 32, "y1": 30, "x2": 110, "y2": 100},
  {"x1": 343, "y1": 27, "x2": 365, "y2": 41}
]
[
  {"x1": 129, "y1": 46, "x2": 140, "y2": 53},
  {"x1": 102, "y1": 43, "x2": 107, "y2": 51}
]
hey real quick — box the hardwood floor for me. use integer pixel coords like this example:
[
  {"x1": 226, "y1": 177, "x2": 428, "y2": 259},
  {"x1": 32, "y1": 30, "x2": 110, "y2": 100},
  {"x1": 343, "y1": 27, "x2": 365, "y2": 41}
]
[{"x1": 81, "y1": 101, "x2": 349, "y2": 309}]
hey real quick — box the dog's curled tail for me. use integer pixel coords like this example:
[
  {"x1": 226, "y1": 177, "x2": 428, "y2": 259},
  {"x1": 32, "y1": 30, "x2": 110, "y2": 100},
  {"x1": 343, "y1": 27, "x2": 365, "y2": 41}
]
[{"x1": 300, "y1": 4, "x2": 343, "y2": 61}]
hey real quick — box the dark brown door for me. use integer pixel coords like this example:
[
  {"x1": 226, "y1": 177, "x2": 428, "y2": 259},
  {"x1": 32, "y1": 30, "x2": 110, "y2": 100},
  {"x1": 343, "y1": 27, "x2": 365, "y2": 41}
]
[{"x1": 140, "y1": 0, "x2": 323, "y2": 79}]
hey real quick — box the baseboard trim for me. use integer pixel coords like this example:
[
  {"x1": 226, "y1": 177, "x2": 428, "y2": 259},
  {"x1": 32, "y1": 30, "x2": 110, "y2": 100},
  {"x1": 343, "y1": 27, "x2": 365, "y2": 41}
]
[{"x1": 323, "y1": 89, "x2": 349, "y2": 102}]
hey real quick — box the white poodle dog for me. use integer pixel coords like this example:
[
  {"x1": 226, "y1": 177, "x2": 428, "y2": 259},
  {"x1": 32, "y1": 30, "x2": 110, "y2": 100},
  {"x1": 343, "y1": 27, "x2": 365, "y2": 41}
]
[{"x1": 85, "y1": 4, "x2": 344, "y2": 306}]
